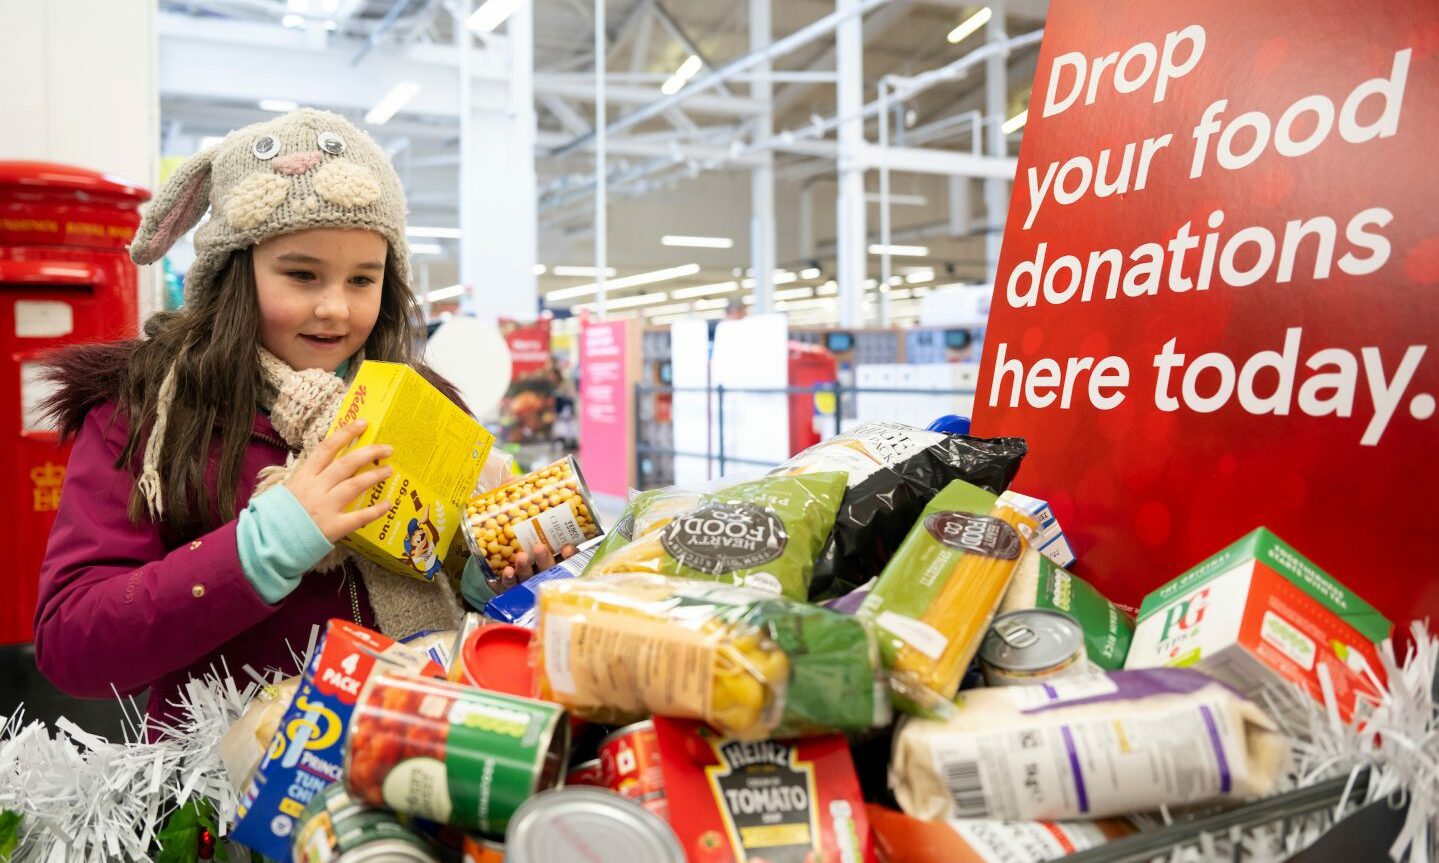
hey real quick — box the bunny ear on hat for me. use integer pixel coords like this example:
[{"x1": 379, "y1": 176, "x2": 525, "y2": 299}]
[{"x1": 130, "y1": 147, "x2": 215, "y2": 266}]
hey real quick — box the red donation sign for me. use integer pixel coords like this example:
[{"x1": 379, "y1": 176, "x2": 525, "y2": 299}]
[
  {"x1": 578, "y1": 319, "x2": 637, "y2": 498},
  {"x1": 973, "y1": 0, "x2": 1439, "y2": 626}
]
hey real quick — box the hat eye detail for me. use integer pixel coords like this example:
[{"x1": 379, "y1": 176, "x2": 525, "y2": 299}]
[
  {"x1": 252, "y1": 135, "x2": 281, "y2": 160},
  {"x1": 318, "y1": 131, "x2": 347, "y2": 155}
]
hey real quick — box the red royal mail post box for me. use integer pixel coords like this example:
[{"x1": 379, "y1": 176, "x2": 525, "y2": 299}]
[{"x1": 0, "y1": 162, "x2": 150, "y2": 645}]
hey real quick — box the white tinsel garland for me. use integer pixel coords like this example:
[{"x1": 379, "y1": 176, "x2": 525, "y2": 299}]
[
  {"x1": 1118, "y1": 620, "x2": 1438, "y2": 863},
  {"x1": 0, "y1": 652, "x2": 309, "y2": 863},
  {"x1": 1, "y1": 624, "x2": 1433, "y2": 863}
]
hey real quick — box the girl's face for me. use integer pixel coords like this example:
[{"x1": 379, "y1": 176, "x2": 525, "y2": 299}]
[{"x1": 252, "y1": 228, "x2": 387, "y2": 372}]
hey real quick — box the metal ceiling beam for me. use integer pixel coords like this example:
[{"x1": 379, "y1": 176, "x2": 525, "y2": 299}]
[
  {"x1": 540, "y1": 93, "x2": 593, "y2": 134},
  {"x1": 546, "y1": 0, "x2": 895, "y2": 158},
  {"x1": 157, "y1": 13, "x2": 767, "y2": 122},
  {"x1": 535, "y1": 79, "x2": 767, "y2": 116},
  {"x1": 351, "y1": 0, "x2": 419, "y2": 65},
  {"x1": 915, "y1": 0, "x2": 1049, "y2": 17},
  {"x1": 650, "y1": 2, "x2": 733, "y2": 96},
  {"x1": 629, "y1": 3, "x2": 654, "y2": 73},
  {"x1": 772, "y1": 0, "x2": 914, "y2": 116},
  {"x1": 536, "y1": 130, "x2": 757, "y2": 163},
  {"x1": 662, "y1": 107, "x2": 699, "y2": 134}
]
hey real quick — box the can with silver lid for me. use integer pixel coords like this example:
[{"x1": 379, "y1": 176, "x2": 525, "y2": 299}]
[
  {"x1": 979, "y1": 609, "x2": 1087, "y2": 686},
  {"x1": 505, "y1": 787, "x2": 684, "y2": 863}
]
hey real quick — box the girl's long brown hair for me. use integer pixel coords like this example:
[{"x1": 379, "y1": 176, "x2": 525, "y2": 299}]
[{"x1": 115, "y1": 245, "x2": 423, "y2": 543}]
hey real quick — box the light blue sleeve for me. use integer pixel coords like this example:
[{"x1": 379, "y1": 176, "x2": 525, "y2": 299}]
[{"x1": 236, "y1": 486, "x2": 335, "y2": 604}]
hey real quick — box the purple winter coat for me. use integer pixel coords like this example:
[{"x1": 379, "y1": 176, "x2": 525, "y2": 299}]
[{"x1": 34, "y1": 400, "x2": 378, "y2": 731}]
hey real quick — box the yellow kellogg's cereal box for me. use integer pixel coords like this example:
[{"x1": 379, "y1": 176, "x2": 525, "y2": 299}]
[{"x1": 329, "y1": 361, "x2": 494, "y2": 580}]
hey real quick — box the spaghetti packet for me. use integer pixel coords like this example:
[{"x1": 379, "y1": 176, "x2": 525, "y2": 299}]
[{"x1": 859, "y1": 480, "x2": 1038, "y2": 714}]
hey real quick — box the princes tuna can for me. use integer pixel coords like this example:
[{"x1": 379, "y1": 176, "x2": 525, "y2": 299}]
[
  {"x1": 344, "y1": 674, "x2": 569, "y2": 835},
  {"x1": 599, "y1": 721, "x2": 668, "y2": 821}
]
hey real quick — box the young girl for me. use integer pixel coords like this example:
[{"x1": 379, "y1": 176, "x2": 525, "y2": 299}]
[{"x1": 34, "y1": 108, "x2": 555, "y2": 730}]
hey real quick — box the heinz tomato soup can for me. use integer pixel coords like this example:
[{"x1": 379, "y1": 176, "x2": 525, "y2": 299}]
[{"x1": 345, "y1": 673, "x2": 569, "y2": 835}]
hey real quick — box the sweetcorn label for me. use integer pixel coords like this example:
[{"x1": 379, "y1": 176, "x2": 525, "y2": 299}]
[{"x1": 329, "y1": 361, "x2": 494, "y2": 580}]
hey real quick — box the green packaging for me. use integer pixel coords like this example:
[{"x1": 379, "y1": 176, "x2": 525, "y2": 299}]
[
  {"x1": 584, "y1": 472, "x2": 848, "y2": 601},
  {"x1": 1000, "y1": 550, "x2": 1135, "y2": 669},
  {"x1": 345, "y1": 674, "x2": 569, "y2": 835},
  {"x1": 859, "y1": 480, "x2": 1037, "y2": 714}
]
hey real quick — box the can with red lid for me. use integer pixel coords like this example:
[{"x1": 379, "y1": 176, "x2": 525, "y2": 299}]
[
  {"x1": 598, "y1": 721, "x2": 667, "y2": 821},
  {"x1": 451, "y1": 621, "x2": 539, "y2": 697}
]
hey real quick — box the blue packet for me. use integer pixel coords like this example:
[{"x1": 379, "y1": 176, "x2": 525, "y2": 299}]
[{"x1": 484, "y1": 537, "x2": 602, "y2": 627}]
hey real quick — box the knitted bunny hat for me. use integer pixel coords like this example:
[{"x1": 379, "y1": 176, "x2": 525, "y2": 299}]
[
  {"x1": 125, "y1": 108, "x2": 410, "y2": 521},
  {"x1": 131, "y1": 107, "x2": 409, "y2": 295}
]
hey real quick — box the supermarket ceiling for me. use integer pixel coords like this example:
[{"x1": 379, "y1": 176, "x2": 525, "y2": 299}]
[{"x1": 156, "y1": 0, "x2": 1047, "y2": 310}]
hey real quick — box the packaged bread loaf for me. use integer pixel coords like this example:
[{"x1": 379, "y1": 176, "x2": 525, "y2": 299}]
[
  {"x1": 534, "y1": 573, "x2": 889, "y2": 740},
  {"x1": 890, "y1": 668, "x2": 1288, "y2": 821},
  {"x1": 466, "y1": 455, "x2": 602, "y2": 579},
  {"x1": 584, "y1": 472, "x2": 847, "y2": 601}
]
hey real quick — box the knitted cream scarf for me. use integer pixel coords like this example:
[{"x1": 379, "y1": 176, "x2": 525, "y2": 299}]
[{"x1": 137, "y1": 349, "x2": 461, "y2": 639}]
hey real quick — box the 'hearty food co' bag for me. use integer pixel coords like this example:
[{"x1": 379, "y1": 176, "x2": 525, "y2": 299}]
[
  {"x1": 583, "y1": 472, "x2": 847, "y2": 601},
  {"x1": 535, "y1": 573, "x2": 889, "y2": 740},
  {"x1": 771, "y1": 422, "x2": 1027, "y2": 600}
]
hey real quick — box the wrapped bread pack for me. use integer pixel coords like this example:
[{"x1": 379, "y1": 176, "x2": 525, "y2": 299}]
[
  {"x1": 217, "y1": 678, "x2": 300, "y2": 792},
  {"x1": 535, "y1": 573, "x2": 890, "y2": 740},
  {"x1": 771, "y1": 421, "x2": 1027, "y2": 600},
  {"x1": 859, "y1": 480, "x2": 1038, "y2": 713},
  {"x1": 891, "y1": 668, "x2": 1288, "y2": 822},
  {"x1": 584, "y1": 472, "x2": 847, "y2": 601},
  {"x1": 1000, "y1": 549, "x2": 1134, "y2": 670}
]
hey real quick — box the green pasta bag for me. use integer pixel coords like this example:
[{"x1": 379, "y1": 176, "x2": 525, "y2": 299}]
[
  {"x1": 585, "y1": 472, "x2": 848, "y2": 601},
  {"x1": 582, "y1": 488, "x2": 659, "y2": 573}
]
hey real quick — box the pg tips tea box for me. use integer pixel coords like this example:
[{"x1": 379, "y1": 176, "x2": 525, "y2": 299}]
[
  {"x1": 330, "y1": 361, "x2": 494, "y2": 580},
  {"x1": 1125, "y1": 528, "x2": 1391, "y2": 725}
]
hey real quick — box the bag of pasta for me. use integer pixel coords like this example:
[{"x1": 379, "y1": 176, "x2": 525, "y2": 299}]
[
  {"x1": 858, "y1": 479, "x2": 1039, "y2": 714},
  {"x1": 584, "y1": 472, "x2": 847, "y2": 601},
  {"x1": 535, "y1": 573, "x2": 890, "y2": 740}
]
